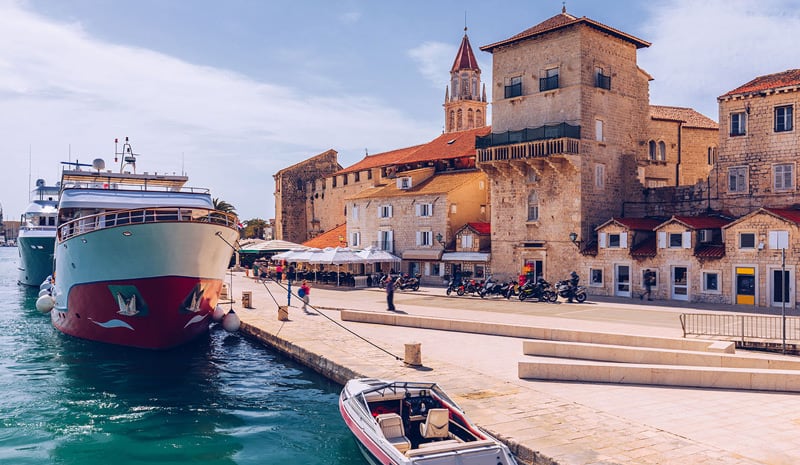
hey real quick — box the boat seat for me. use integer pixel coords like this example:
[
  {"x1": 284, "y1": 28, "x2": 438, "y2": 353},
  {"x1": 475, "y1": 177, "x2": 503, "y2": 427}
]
[
  {"x1": 419, "y1": 408, "x2": 450, "y2": 439},
  {"x1": 376, "y1": 413, "x2": 411, "y2": 453}
]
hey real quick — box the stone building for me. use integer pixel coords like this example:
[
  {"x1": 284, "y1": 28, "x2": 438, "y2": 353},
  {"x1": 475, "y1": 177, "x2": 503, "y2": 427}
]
[
  {"x1": 273, "y1": 149, "x2": 340, "y2": 243},
  {"x1": 442, "y1": 222, "x2": 492, "y2": 279},
  {"x1": 644, "y1": 106, "x2": 718, "y2": 188},
  {"x1": 347, "y1": 169, "x2": 489, "y2": 285}
]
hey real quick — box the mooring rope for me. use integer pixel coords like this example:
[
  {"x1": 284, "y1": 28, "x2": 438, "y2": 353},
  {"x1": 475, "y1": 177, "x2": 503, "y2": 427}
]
[{"x1": 264, "y1": 278, "x2": 403, "y2": 362}]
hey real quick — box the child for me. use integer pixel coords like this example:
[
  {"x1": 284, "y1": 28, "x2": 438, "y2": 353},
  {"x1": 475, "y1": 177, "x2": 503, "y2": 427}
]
[{"x1": 300, "y1": 280, "x2": 311, "y2": 311}]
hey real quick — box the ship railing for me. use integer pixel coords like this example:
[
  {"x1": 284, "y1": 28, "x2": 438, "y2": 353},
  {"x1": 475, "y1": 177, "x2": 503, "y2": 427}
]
[
  {"x1": 57, "y1": 207, "x2": 238, "y2": 242},
  {"x1": 60, "y1": 181, "x2": 210, "y2": 194}
]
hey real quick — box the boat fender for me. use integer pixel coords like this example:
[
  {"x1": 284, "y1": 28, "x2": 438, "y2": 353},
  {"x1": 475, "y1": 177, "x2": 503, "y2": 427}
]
[
  {"x1": 40, "y1": 281, "x2": 52, "y2": 292},
  {"x1": 212, "y1": 304, "x2": 225, "y2": 322},
  {"x1": 36, "y1": 295, "x2": 55, "y2": 313},
  {"x1": 38, "y1": 288, "x2": 51, "y2": 298},
  {"x1": 222, "y1": 310, "x2": 240, "y2": 333}
]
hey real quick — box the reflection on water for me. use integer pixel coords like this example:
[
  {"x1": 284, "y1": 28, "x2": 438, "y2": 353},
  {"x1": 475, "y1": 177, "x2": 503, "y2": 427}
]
[{"x1": 0, "y1": 248, "x2": 363, "y2": 465}]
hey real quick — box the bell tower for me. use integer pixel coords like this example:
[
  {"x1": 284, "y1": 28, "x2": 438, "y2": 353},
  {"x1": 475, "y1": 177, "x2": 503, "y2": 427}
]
[{"x1": 444, "y1": 27, "x2": 487, "y2": 133}]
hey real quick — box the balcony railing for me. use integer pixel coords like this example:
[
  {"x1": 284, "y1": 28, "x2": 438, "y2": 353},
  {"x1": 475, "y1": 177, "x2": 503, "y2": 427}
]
[
  {"x1": 58, "y1": 207, "x2": 238, "y2": 242},
  {"x1": 477, "y1": 137, "x2": 580, "y2": 163},
  {"x1": 504, "y1": 82, "x2": 522, "y2": 98},
  {"x1": 476, "y1": 123, "x2": 580, "y2": 149},
  {"x1": 539, "y1": 75, "x2": 559, "y2": 92}
]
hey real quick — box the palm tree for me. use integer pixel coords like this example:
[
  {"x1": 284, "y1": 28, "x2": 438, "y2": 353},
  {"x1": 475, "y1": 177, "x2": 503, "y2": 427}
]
[
  {"x1": 243, "y1": 218, "x2": 267, "y2": 239},
  {"x1": 212, "y1": 198, "x2": 237, "y2": 215}
]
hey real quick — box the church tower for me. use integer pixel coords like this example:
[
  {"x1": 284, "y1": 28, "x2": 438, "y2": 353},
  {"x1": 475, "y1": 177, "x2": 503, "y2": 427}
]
[{"x1": 444, "y1": 28, "x2": 487, "y2": 133}]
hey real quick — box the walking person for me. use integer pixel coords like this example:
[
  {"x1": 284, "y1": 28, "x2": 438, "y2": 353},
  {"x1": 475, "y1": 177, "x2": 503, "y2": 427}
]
[
  {"x1": 386, "y1": 277, "x2": 396, "y2": 311},
  {"x1": 641, "y1": 269, "x2": 655, "y2": 301},
  {"x1": 299, "y1": 280, "x2": 311, "y2": 311}
]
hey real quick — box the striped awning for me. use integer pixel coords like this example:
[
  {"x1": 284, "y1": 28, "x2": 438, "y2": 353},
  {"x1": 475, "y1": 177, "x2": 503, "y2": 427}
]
[{"x1": 401, "y1": 249, "x2": 443, "y2": 260}]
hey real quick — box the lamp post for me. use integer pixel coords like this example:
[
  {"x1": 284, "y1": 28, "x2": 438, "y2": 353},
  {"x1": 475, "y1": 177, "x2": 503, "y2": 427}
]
[
  {"x1": 782, "y1": 247, "x2": 786, "y2": 354},
  {"x1": 436, "y1": 233, "x2": 445, "y2": 247}
]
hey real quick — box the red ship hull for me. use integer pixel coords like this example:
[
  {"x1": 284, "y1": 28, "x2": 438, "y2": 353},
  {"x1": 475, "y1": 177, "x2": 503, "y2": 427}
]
[{"x1": 51, "y1": 276, "x2": 223, "y2": 350}]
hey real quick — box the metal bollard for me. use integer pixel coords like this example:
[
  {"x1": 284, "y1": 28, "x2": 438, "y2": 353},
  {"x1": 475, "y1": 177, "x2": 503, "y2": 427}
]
[
  {"x1": 242, "y1": 291, "x2": 252, "y2": 309},
  {"x1": 404, "y1": 342, "x2": 422, "y2": 366},
  {"x1": 278, "y1": 305, "x2": 289, "y2": 321}
]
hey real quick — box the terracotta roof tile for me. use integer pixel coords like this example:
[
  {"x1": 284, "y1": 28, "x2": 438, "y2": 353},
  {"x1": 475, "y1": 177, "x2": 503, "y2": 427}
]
[
  {"x1": 335, "y1": 126, "x2": 490, "y2": 176},
  {"x1": 650, "y1": 105, "x2": 718, "y2": 129},
  {"x1": 764, "y1": 207, "x2": 800, "y2": 225},
  {"x1": 613, "y1": 217, "x2": 663, "y2": 231},
  {"x1": 721, "y1": 69, "x2": 800, "y2": 97},
  {"x1": 694, "y1": 244, "x2": 725, "y2": 259},
  {"x1": 630, "y1": 236, "x2": 657, "y2": 257},
  {"x1": 481, "y1": 11, "x2": 650, "y2": 53},
  {"x1": 451, "y1": 32, "x2": 480, "y2": 72},
  {"x1": 467, "y1": 222, "x2": 490, "y2": 235},
  {"x1": 671, "y1": 215, "x2": 733, "y2": 229},
  {"x1": 348, "y1": 170, "x2": 485, "y2": 200},
  {"x1": 302, "y1": 224, "x2": 347, "y2": 249}
]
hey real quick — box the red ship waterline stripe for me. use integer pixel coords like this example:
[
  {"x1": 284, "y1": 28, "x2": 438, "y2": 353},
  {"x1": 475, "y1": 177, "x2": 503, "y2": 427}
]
[{"x1": 52, "y1": 276, "x2": 223, "y2": 350}]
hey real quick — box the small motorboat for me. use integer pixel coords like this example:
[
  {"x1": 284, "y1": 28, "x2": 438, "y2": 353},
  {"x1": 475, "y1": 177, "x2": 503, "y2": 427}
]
[{"x1": 339, "y1": 378, "x2": 518, "y2": 465}]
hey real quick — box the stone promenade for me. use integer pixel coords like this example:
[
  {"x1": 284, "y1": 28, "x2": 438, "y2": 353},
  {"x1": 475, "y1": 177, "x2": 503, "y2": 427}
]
[{"x1": 226, "y1": 272, "x2": 800, "y2": 465}]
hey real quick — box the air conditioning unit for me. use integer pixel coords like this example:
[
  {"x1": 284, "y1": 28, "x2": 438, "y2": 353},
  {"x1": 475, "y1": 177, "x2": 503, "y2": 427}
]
[{"x1": 397, "y1": 177, "x2": 412, "y2": 190}]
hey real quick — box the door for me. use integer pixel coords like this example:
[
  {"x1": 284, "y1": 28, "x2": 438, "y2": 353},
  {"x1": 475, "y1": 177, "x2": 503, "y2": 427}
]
[
  {"x1": 671, "y1": 266, "x2": 689, "y2": 301},
  {"x1": 615, "y1": 264, "x2": 630, "y2": 297},
  {"x1": 735, "y1": 267, "x2": 755, "y2": 305},
  {"x1": 771, "y1": 269, "x2": 791, "y2": 307}
]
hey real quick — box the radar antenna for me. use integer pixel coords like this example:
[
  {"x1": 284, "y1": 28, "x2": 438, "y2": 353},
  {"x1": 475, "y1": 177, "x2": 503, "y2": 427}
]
[{"x1": 114, "y1": 137, "x2": 140, "y2": 173}]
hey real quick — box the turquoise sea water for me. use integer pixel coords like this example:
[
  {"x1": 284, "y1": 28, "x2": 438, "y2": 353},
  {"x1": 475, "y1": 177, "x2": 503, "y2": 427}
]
[{"x1": 0, "y1": 247, "x2": 363, "y2": 464}]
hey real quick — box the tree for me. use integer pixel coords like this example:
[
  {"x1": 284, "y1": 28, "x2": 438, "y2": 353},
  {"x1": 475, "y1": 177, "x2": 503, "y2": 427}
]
[
  {"x1": 242, "y1": 218, "x2": 267, "y2": 239},
  {"x1": 212, "y1": 198, "x2": 237, "y2": 215}
]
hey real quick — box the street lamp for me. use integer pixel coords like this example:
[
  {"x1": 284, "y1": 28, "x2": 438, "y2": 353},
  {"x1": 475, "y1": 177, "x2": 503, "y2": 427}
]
[
  {"x1": 436, "y1": 233, "x2": 446, "y2": 247},
  {"x1": 568, "y1": 232, "x2": 581, "y2": 248}
]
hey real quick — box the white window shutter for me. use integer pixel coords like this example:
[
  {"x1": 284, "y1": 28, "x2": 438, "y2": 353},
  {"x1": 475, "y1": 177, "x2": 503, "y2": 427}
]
[
  {"x1": 620, "y1": 232, "x2": 628, "y2": 248},
  {"x1": 424, "y1": 263, "x2": 430, "y2": 275},
  {"x1": 388, "y1": 205, "x2": 393, "y2": 217},
  {"x1": 415, "y1": 204, "x2": 421, "y2": 216},
  {"x1": 682, "y1": 231, "x2": 691, "y2": 248},
  {"x1": 599, "y1": 232, "x2": 607, "y2": 248},
  {"x1": 416, "y1": 231, "x2": 422, "y2": 246},
  {"x1": 658, "y1": 232, "x2": 667, "y2": 248},
  {"x1": 378, "y1": 206, "x2": 383, "y2": 218},
  {"x1": 388, "y1": 230, "x2": 393, "y2": 242},
  {"x1": 769, "y1": 231, "x2": 778, "y2": 249},
  {"x1": 428, "y1": 203, "x2": 433, "y2": 215}
]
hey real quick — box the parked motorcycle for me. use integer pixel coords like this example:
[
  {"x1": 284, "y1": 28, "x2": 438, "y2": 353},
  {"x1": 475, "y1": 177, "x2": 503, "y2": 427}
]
[
  {"x1": 445, "y1": 277, "x2": 464, "y2": 296},
  {"x1": 555, "y1": 279, "x2": 588, "y2": 303},
  {"x1": 518, "y1": 277, "x2": 557, "y2": 302},
  {"x1": 501, "y1": 280, "x2": 519, "y2": 299},
  {"x1": 395, "y1": 273, "x2": 421, "y2": 291},
  {"x1": 479, "y1": 276, "x2": 503, "y2": 298},
  {"x1": 458, "y1": 278, "x2": 482, "y2": 296}
]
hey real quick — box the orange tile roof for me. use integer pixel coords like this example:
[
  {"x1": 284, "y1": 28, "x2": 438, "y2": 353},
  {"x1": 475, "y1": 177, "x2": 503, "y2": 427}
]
[
  {"x1": 764, "y1": 207, "x2": 800, "y2": 225},
  {"x1": 481, "y1": 10, "x2": 650, "y2": 53},
  {"x1": 302, "y1": 224, "x2": 347, "y2": 249},
  {"x1": 650, "y1": 105, "x2": 718, "y2": 129},
  {"x1": 335, "y1": 126, "x2": 491, "y2": 175},
  {"x1": 596, "y1": 217, "x2": 663, "y2": 231},
  {"x1": 348, "y1": 170, "x2": 485, "y2": 200},
  {"x1": 721, "y1": 69, "x2": 800, "y2": 97}
]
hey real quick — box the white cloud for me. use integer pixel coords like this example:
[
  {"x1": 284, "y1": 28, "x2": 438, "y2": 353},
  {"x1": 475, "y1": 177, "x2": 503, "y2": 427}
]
[
  {"x1": 0, "y1": 2, "x2": 431, "y2": 220},
  {"x1": 639, "y1": 0, "x2": 800, "y2": 121},
  {"x1": 408, "y1": 41, "x2": 454, "y2": 89},
  {"x1": 339, "y1": 10, "x2": 362, "y2": 24}
]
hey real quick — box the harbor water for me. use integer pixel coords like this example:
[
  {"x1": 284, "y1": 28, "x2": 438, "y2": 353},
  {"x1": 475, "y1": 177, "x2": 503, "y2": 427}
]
[{"x1": 0, "y1": 247, "x2": 363, "y2": 464}]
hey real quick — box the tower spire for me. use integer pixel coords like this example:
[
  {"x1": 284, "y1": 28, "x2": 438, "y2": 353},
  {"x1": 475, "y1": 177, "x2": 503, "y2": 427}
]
[{"x1": 444, "y1": 26, "x2": 487, "y2": 133}]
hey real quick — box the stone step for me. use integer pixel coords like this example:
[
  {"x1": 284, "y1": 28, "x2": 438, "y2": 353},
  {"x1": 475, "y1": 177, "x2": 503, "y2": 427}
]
[
  {"x1": 522, "y1": 339, "x2": 800, "y2": 370},
  {"x1": 518, "y1": 357, "x2": 800, "y2": 392}
]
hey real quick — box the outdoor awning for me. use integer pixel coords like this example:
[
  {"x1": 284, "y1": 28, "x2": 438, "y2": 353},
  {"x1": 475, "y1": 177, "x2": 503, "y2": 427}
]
[
  {"x1": 441, "y1": 252, "x2": 491, "y2": 262},
  {"x1": 401, "y1": 249, "x2": 443, "y2": 260},
  {"x1": 239, "y1": 239, "x2": 305, "y2": 253}
]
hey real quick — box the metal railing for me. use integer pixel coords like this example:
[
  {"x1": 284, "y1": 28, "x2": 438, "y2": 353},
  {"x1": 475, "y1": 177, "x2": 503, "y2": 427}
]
[
  {"x1": 680, "y1": 313, "x2": 800, "y2": 343},
  {"x1": 477, "y1": 137, "x2": 580, "y2": 163},
  {"x1": 475, "y1": 123, "x2": 580, "y2": 149},
  {"x1": 58, "y1": 207, "x2": 238, "y2": 242}
]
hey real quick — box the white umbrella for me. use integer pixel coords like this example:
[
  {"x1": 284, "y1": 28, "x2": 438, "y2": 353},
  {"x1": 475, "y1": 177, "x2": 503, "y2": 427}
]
[
  {"x1": 308, "y1": 247, "x2": 363, "y2": 285},
  {"x1": 356, "y1": 246, "x2": 401, "y2": 263}
]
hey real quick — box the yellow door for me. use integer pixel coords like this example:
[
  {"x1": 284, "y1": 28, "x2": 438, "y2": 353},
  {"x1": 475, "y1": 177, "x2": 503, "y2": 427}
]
[{"x1": 735, "y1": 267, "x2": 755, "y2": 305}]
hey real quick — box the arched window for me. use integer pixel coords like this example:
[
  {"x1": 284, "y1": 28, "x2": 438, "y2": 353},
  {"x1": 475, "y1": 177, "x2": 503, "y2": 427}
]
[
  {"x1": 658, "y1": 141, "x2": 666, "y2": 161},
  {"x1": 452, "y1": 78, "x2": 458, "y2": 98},
  {"x1": 707, "y1": 147, "x2": 716, "y2": 165},
  {"x1": 527, "y1": 191, "x2": 539, "y2": 221},
  {"x1": 456, "y1": 109, "x2": 463, "y2": 131},
  {"x1": 467, "y1": 109, "x2": 474, "y2": 129},
  {"x1": 648, "y1": 141, "x2": 656, "y2": 160},
  {"x1": 476, "y1": 109, "x2": 483, "y2": 127},
  {"x1": 449, "y1": 110, "x2": 455, "y2": 132},
  {"x1": 472, "y1": 78, "x2": 478, "y2": 97}
]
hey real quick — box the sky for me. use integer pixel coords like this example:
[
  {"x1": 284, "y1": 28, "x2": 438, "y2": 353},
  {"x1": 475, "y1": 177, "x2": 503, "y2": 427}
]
[{"x1": 1, "y1": 0, "x2": 799, "y2": 222}]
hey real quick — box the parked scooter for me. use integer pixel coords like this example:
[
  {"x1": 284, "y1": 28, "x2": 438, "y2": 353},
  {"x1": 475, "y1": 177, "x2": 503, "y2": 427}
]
[
  {"x1": 518, "y1": 277, "x2": 557, "y2": 302},
  {"x1": 479, "y1": 276, "x2": 504, "y2": 298}
]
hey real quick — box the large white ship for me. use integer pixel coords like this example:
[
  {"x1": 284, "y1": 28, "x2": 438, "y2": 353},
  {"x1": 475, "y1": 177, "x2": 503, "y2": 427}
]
[
  {"x1": 50, "y1": 138, "x2": 239, "y2": 349},
  {"x1": 17, "y1": 179, "x2": 59, "y2": 286}
]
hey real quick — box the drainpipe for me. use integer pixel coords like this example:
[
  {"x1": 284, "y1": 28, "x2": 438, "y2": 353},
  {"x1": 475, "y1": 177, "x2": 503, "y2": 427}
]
[{"x1": 675, "y1": 122, "x2": 683, "y2": 186}]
